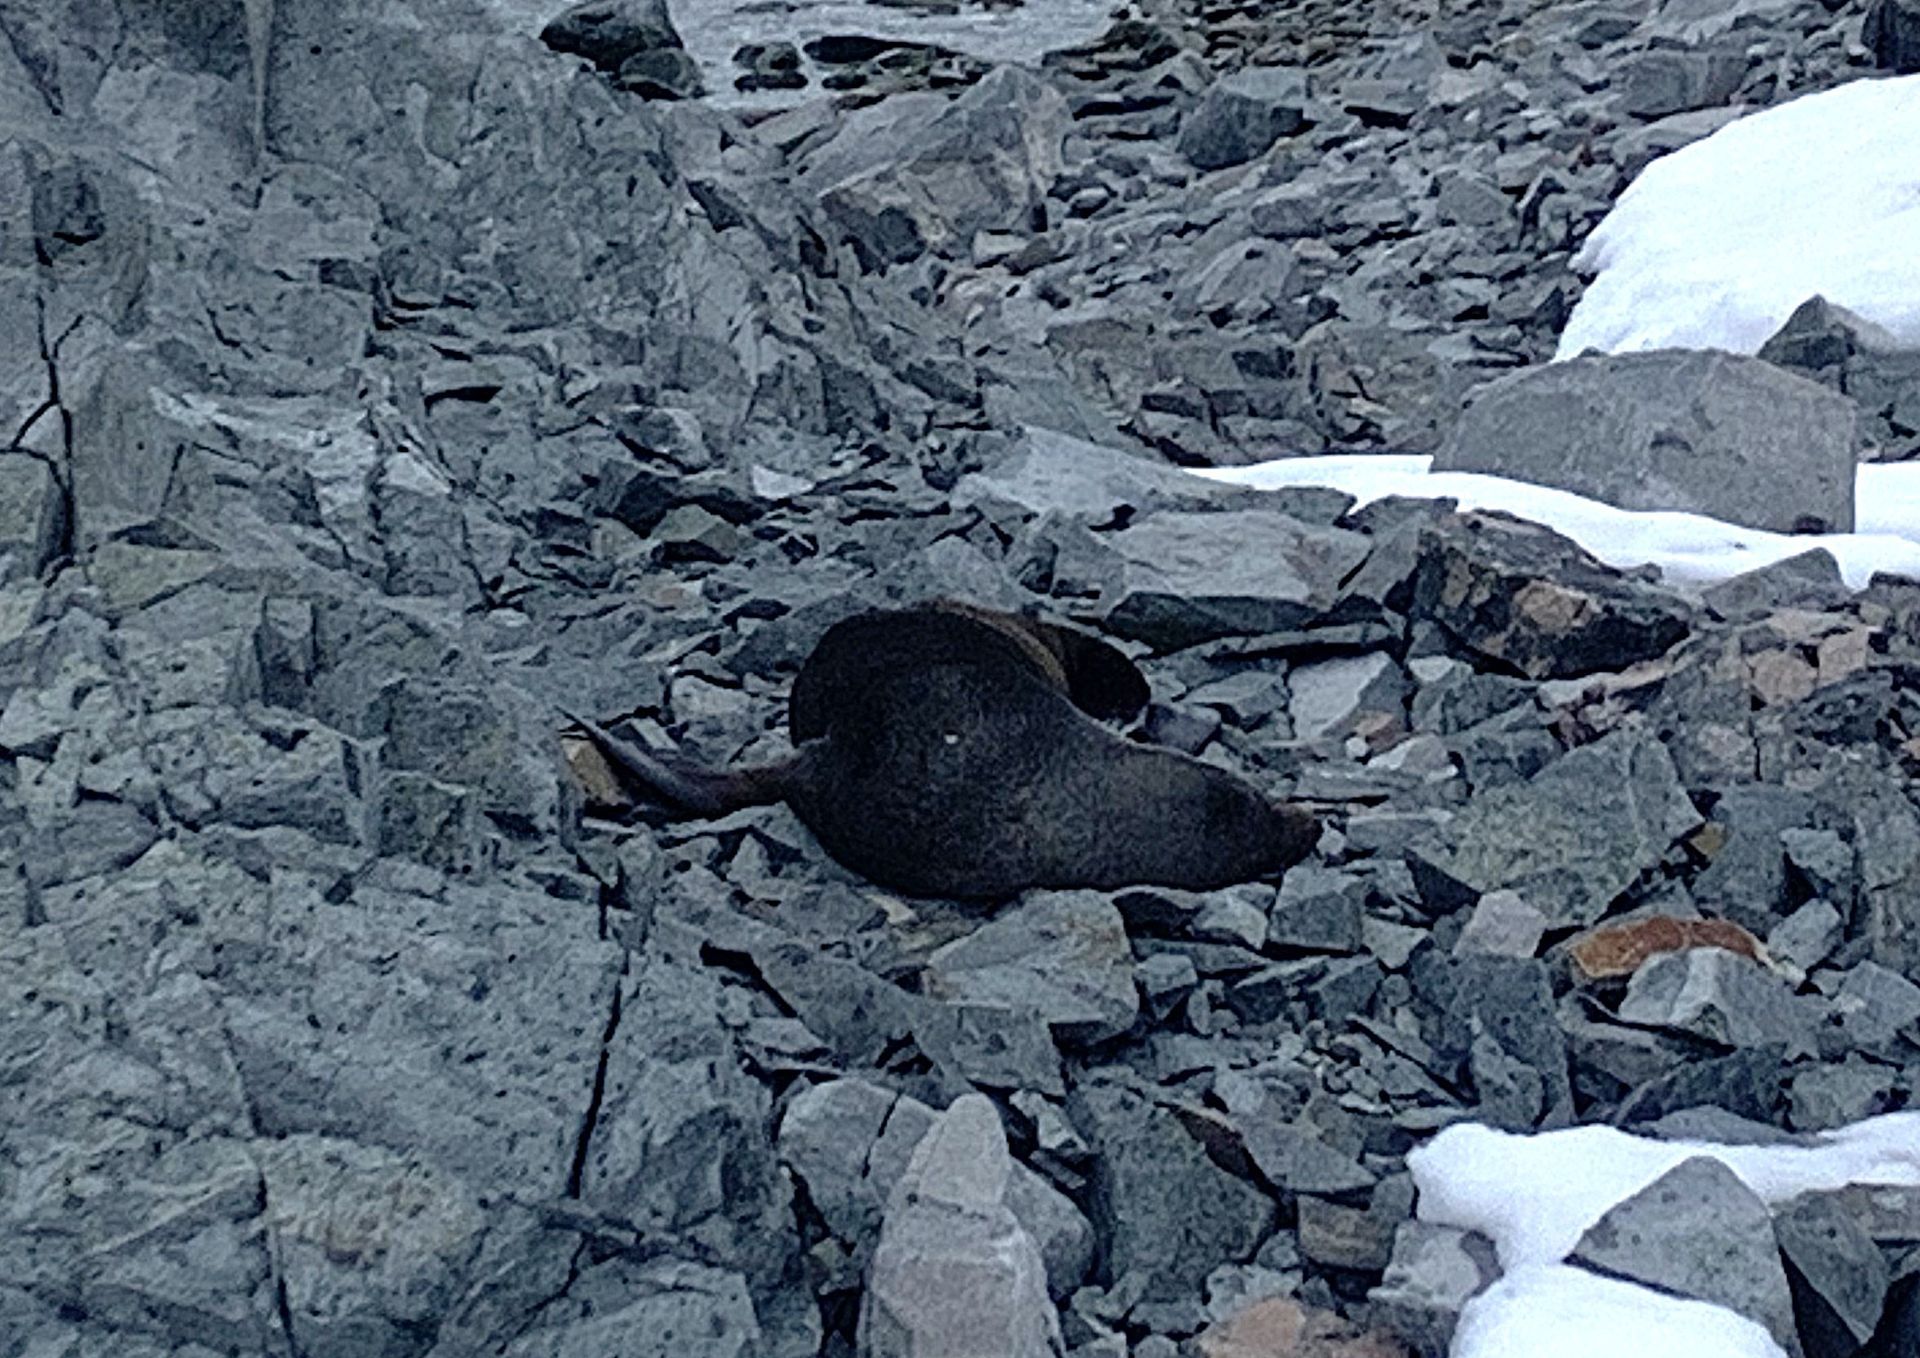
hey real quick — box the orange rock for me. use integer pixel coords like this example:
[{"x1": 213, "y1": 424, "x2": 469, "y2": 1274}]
[{"x1": 1568, "y1": 915, "x2": 1767, "y2": 981}]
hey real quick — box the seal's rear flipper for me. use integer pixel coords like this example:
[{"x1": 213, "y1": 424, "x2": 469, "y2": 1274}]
[{"x1": 561, "y1": 710, "x2": 788, "y2": 818}]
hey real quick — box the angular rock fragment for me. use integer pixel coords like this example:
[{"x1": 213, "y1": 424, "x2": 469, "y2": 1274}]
[
  {"x1": 1368, "y1": 1221, "x2": 1500, "y2": 1358},
  {"x1": 1178, "y1": 67, "x2": 1311, "y2": 171},
  {"x1": 1569, "y1": 1156, "x2": 1800, "y2": 1354},
  {"x1": 1775, "y1": 1190, "x2": 1891, "y2": 1354},
  {"x1": 1410, "y1": 728, "x2": 1700, "y2": 927},
  {"x1": 1098, "y1": 510, "x2": 1371, "y2": 647},
  {"x1": 800, "y1": 66, "x2": 1067, "y2": 266},
  {"x1": 858, "y1": 1094, "x2": 1063, "y2": 1358},
  {"x1": 1412, "y1": 513, "x2": 1693, "y2": 679},
  {"x1": 924, "y1": 890, "x2": 1141, "y2": 1047},
  {"x1": 1617, "y1": 947, "x2": 1822, "y2": 1050},
  {"x1": 1071, "y1": 1078, "x2": 1274, "y2": 1303}
]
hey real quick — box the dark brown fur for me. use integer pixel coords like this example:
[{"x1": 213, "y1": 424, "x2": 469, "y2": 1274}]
[{"x1": 570, "y1": 603, "x2": 1317, "y2": 898}]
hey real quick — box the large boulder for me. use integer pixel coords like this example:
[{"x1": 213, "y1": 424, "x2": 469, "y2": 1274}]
[
  {"x1": 1177, "y1": 66, "x2": 1311, "y2": 171},
  {"x1": 1433, "y1": 350, "x2": 1859, "y2": 534},
  {"x1": 799, "y1": 65, "x2": 1068, "y2": 268}
]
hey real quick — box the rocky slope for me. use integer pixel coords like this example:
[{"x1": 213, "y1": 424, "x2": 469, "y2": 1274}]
[{"x1": 0, "y1": 1, "x2": 1916, "y2": 1356}]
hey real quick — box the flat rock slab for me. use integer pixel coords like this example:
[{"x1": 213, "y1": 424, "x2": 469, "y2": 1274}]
[
  {"x1": 1410, "y1": 727, "x2": 1701, "y2": 927},
  {"x1": 1098, "y1": 509, "x2": 1372, "y2": 647},
  {"x1": 1569, "y1": 1155, "x2": 1800, "y2": 1353},
  {"x1": 924, "y1": 890, "x2": 1140, "y2": 1047},
  {"x1": 1434, "y1": 350, "x2": 1858, "y2": 534}
]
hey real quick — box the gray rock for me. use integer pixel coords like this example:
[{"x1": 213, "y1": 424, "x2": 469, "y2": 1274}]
[
  {"x1": 1691, "y1": 785, "x2": 1822, "y2": 934},
  {"x1": 1097, "y1": 510, "x2": 1371, "y2": 647},
  {"x1": 615, "y1": 46, "x2": 705, "y2": 100},
  {"x1": 259, "y1": 1135, "x2": 489, "y2": 1358},
  {"x1": 1070, "y1": 1078, "x2": 1274, "y2": 1304},
  {"x1": 1617, "y1": 47, "x2": 1747, "y2": 118},
  {"x1": 540, "y1": 0, "x2": 685, "y2": 72},
  {"x1": 1434, "y1": 350, "x2": 1858, "y2": 534},
  {"x1": 1287, "y1": 652, "x2": 1408, "y2": 741},
  {"x1": 1297, "y1": 1175, "x2": 1414, "y2": 1273},
  {"x1": 1452, "y1": 890, "x2": 1547, "y2": 958},
  {"x1": 1865, "y1": 0, "x2": 1920, "y2": 72},
  {"x1": 1411, "y1": 952, "x2": 1571, "y2": 1129},
  {"x1": 575, "y1": 953, "x2": 797, "y2": 1302},
  {"x1": 777, "y1": 1078, "x2": 1092, "y2": 1295},
  {"x1": 1776, "y1": 1190, "x2": 1891, "y2": 1351},
  {"x1": 1702, "y1": 549, "x2": 1852, "y2": 620},
  {"x1": 1768, "y1": 899, "x2": 1846, "y2": 975},
  {"x1": 925, "y1": 891, "x2": 1140, "y2": 1048},
  {"x1": 801, "y1": 66, "x2": 1067, "y2": 267},
  {"x1": 1788, "y1": 1058, "x2": 1899, "y2": 1131},
  {"x1": 501, "y1": 1260, "x2": 763, "y2": 1358},
  {"x1": 1831, "y1": 961, "x2": 1920, "y2": 1054},
  {"x1": 1618, "y1": 948, "x2": 1823, "y2": 1051},
  {"x1": 1410, "y1": 727, "x2": 1700, "y2": 927},
  {"x1": 0, "y1": 454, "x2": 64, "y2": 582},
  {"x1": 1570, "y1": 1156, "x2": 1799, "y2": 1353},
  {"x1": 1368, "y1": 1221, "x2": 1501, "y2": 1358},
  {"x1": 1234, "y1": 1117, "x2": 1378, "y2": 1196},
  {"x1": 859, "y1": 1094, "x2": 1064, "y2": 1358},
  {"x1": 1269, "y1": 868, "x2": 1367, "y2": 953},
  {"x1": 1177, "y1": 66, "x2": 1310, "y2": 171},
  {"x1": 1412, "y1": 512, "x2": 1693, "y2": 679}
]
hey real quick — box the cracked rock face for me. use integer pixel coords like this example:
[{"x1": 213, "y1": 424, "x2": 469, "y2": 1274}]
[{"x1": 5, "y1": 1, "x2": 1920, "y2": 1357}]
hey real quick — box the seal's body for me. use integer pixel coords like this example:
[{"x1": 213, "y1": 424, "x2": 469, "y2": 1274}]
[{"x1": 573, "y1": 603, "x2": 1317, "y2": 898}]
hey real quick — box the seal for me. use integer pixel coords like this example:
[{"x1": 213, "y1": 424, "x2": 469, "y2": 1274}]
[{"x1": 567, "y1": 602, "x2": 1318, "y2": 898}]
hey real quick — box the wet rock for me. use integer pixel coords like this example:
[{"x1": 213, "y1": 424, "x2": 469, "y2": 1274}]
[
  {"x1": 924, "y1": 891, "x2": 1140, "y2": 1047},
  {"x1": 1569, "y1": 1156, "x2": 1799, "y2": 1353},
  {"x1": 858, "y1": 1094, "x2": 1063, "y2": 1358},
  {"x1": 1409, "y1": 727, "x2": 1700, "y2": 927},
  {"x1": 615, "y1": 46, "x2": 705, "y2": 100},
  {"x1": 1412, "y1": 513, "x2": 1693, "y2": 679},
  {"x1": 1177, "y1": 66, "x2": 1311, "y2": 171},
  {"x1": 1434, "y1": 351, "x2": 1858, "y2": 534}
]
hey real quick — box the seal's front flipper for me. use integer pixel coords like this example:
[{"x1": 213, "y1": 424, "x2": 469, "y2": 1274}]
[{"x1": 561, "y1": 710, "x2": 789, "y2": 818}]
